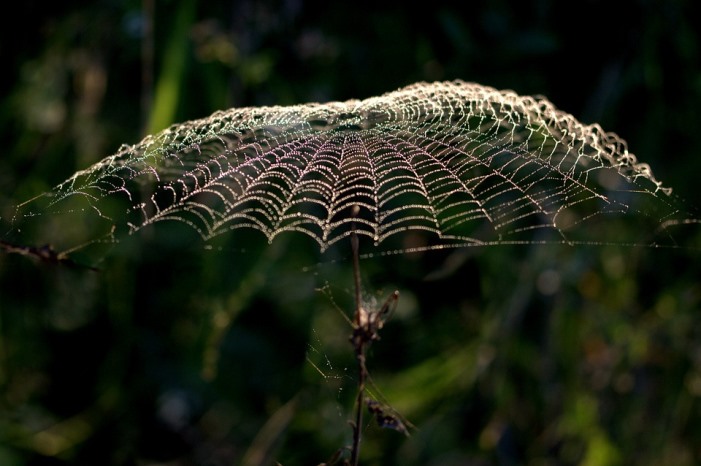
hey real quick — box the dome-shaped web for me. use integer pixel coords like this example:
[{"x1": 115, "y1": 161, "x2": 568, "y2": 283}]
[{"x1": 2, "y1": 80, "x2": 690, "y2": 263}]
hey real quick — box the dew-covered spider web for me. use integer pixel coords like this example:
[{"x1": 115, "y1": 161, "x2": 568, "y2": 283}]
[{"x1": 1, "y1": 80, "x2": 697, "y2": 265}]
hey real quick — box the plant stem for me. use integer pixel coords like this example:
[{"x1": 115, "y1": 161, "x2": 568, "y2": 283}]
[
  {"x1": 351, "y1": 219, "x2": 362, "y2": 327},
  {"x1": 350, "y1": 338, "x2": 366, "y2": 466},
  {"x1": 349, "y1": 207, "x2": 365, "y2": 466}
]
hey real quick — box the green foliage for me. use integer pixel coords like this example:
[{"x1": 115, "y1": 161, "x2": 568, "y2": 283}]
[
  {"x1": 147, "y1": 0, "x2": 196, "y2": 134},
  {"x1": 1, "y1": 1, "x2": 700, "y2": 465}
]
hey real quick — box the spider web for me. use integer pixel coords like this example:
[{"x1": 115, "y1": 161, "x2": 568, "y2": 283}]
[{"x1": 1, "y1": 80, "x2": 694, "y2": 264}]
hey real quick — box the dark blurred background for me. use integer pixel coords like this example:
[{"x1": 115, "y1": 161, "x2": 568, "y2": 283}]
[{"x1": 1, "y1": 1, "x2": 700, "y2": 465}]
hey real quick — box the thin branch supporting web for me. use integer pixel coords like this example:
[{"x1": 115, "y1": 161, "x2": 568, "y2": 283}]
[{"x1": 3, "y1": 80, "x2": 695, "y2": 263}]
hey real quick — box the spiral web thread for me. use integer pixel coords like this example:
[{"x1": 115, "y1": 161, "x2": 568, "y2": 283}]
[{"x1": 5, "y1": 80, "x2": 688, "y2": 259}]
